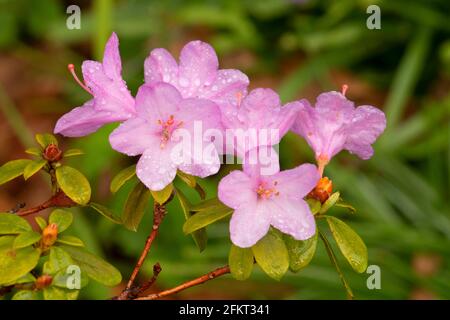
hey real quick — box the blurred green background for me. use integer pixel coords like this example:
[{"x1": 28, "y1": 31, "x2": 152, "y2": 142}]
[{"x1": 0, "y1": 0, "x2": 449, "y2": 299}]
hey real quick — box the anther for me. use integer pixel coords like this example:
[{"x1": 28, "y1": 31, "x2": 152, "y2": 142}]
[{"x1": 341, "y1": 84, "x2": 348, "y2": 96}]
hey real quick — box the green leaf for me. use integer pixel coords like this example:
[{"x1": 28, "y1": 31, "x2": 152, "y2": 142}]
[
  {"x1": 122, "y1": 182, "x2": 151, "y2": 232},
  {"x1": 88, "y1": 202, "x2": 122, "y2": 224},
  {"x1": 0, "y1": 246, "x2": 41, "y2": 285},
  {"x1": 151, "y1": 183, "x2": 173, "y2": 204},
  {"x1": 43, "y1": 286, "x2": 79, "y2": 300},
  {"x1": 63, "y1": 149, "x2": 84, "y2": 157},
  {"x1": 319, "y1": 192, "x2": 340, "y2": 214},
  {"x1": 326, "y1": 216, "x2": 368, "y2": 273},
  {"x1": 23, "y1": 159, "x2": 47, "y2": 180},
  {"x1": 35, "y1": 133, "x2": 58, "y2": 149},
  {"x1": 306, "y1": 198, "x2": 321, "y2": 215},
  {"x1": 56, "y1": 235, "x2": 84, "y2": 247},
  {"x1": 52, "y1": 268, "x2": 89, "y2": 289},
  {"x1": 175, "y1": 188, "x2": 207, "y2": 252},
  {"x1": 252, "y1": 229, "x2": 289, "y2": 280},
  {"x1": 284, "y1": 231, "x2": 318, "y2": 272},
  {"x1": 177, "y1": 170, "x2": 196, "y2": 188},
  {"x1": 49, "y1": 209, "x2": 73, "y2": 233},
  {"x1": 0, "y1": 159, "x2": 32, "y2": 185},
  {"x1": 110, "y1": 164, "x2": 136, "y2": 193},
  {"x1": 0, "y1": 213, "x2": 32, "y2": 235},
  {"x1": 3, "y1": 273, "x2": 36, "y2": 286},
  {"x1": 335, "y1": 199, "x2": 356, "y2": 214},
  {"x1": 229, "y1": 244, "x2": 254, "y2": 280},
  {"x1": 25, "y1": 147, "x2": 41, "y2": 157},
  {"x1": 191, "y1": 197, "x2": 229, "y2": 212},
  {"x1": 12, "y1": 290, "x2": 39, "y2": 300},
  {"x1": 56, "y1": 165, "x2": 91, "y2": 205},
  {"x1": 35, "y1": 216, "x2": 47, "y2": 231},
  {"x1": 13, "y1": 231, "x2": 41, "y2": 249},
  {"x1": 183, "y1": 206, "x2": 233, "y2": 234},
  {"x1": 59, "y1": 245, "x2": 122, "y2": 286},
  {"x1": 43, "y1": 247, "x2": 74, "y2": 275}
]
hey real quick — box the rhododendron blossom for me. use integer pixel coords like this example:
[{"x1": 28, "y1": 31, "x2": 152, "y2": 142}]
[
  {"x1": 291, "y1": 89, "x2": 386, "y2": 173},
  {"x1": 144, "y1": 40, "x2": 249, "y2": 112},
  {"x1": 54, "y1": 33, "x2": 136, "y2": 137},
  {"x1": 218, "y1": 160, "x2": 320, "y2": 248},
  {"x1": 109, "y1": 82, "x2": 222, "y2": 191}
]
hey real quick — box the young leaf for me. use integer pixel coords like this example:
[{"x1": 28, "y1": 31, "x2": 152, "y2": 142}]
[
  {"x1": 0, "y1": 159, "x2": 32, "y2": 185},
  {"x1": 177, "y1": 170, "x2": 196, "y2": 188},
  {"x1": 0, "y1": 213, "x2": 32, "y2": 234},
  {"x1": 13, "y1": 231, "x2": 41, "y2": 249},
  {"x1": 88, "y1": 202, "x2": 122, "y2": 224},
  {"x1": 56, "y1": 235, "x2": 85, "y2": 247},
  {"x1": 122, "y1": 182, "x2": 151, "y2": 232},
  {"x1": 52, "y1": 268, "x2": 89, "y2": 289},
  {"x1": 306, "y1": 198, "x2": 321, "y2": 215},
  {"x1": 110, "y1": 164, "x2": 136, "y2": 194},
  {"x1": 151, "y1": 183, "x2": 173, "y2": 204},
  {"x1": 35, "y1": 216, "x2": 47, "y2": 231},
  {"x1": 175, "y1": 188, "x2": 207, "y2": 252},
  {"x1": 319, "y1": 192, "x2": 340, "y2": 214},
  {"x1": 35, "y1": 133, "x2": 58, "y2": 149},
  {"x1": 2, "y1": 273, "x2": 36, "y2": 286},
  {"x1": 59, "y1": 245, "x2": 122, "y2": 286},
  {"x1": 335, "y1": 199, "x2": 357, "y2": 214},
  {"x1": 12, "y1": 290, "x2": 40, "y2": 300},
  {"x1": 56, "y1": 165, "x2": 91, "y2": 205},
  {"x1": 25, "y1": 147, "x2": 41, "y2": 157},
  {"x1": 0, "y1": 246, "x2": 41, "y2": 285},
  {"x1": 63, "y1": 149, "x2": 84, "y2": 157},
  {"x1": 43, "y1": 286, "x2": 79, "y2": 300},
  {"x1": 43, "y1": 247, "x2": 74, "y2": 275},
  {"x1": 183, "y1": 206, "x2": 233, "y2": 234},
  {"x1": 284, "y1": 231, "x2": 318, "y2": 272},
  {"x1": 23, "y1": 159, "x2": 47, "y2": 180},
  {"x1": 229, "y1": 244, "x2": 254, "y2": 280},
  {"x1": 326, "y1": 216, "x2": 368, "y2": 273},
  {"x1": 49, "y1": 209, "x2": 73, "y2": 233},
  {"x1": 252, "y1": 229, "x2": 289, "y2": 281}
]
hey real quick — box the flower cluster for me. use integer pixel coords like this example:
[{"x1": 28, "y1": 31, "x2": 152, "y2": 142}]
[{"x1": 55, "y1": 33, "x2": 386, "y2": 248}]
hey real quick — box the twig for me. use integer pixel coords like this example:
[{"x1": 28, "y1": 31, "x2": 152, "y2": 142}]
[
  {"x1": 132, "y1": 263, "x2": 162, "y2": 298},
  {"x1": 15, "y1": 191, "x2": 76, "y2": 217},
  {"x1": 318, "y1": 230, "x2": 354, "y2": 300},
  {"x1": 117, "y1": 202, "x2": 167, "y2": 300},
  {"x1": 135, "y1": 265, "x2": 230, "y2": 300}
]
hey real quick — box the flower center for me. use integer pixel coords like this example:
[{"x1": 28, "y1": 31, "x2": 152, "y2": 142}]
[
  {"x1": 157, "y1": 115, "x2": 183, "y2": 149},
  {"x1": 256, "y1": 181, "x2": 279, "y2": 199}
]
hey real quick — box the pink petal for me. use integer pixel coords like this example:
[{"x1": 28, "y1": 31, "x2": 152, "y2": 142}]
[
  {"x1": 102, "y1": 32, "x2": 122, "y2": 80},
  {"x1": 268, "y1": 198, "x2": 316, "y2": 240},
  {"x1": 179, "y1": 41, "x2": 218, "y2": 93},
  {"x1": 134, "y1": 83, "x2": 182, "y2": 123},
  {"x1": 242, "y1": 146, "x2": 280, "y2": 177},
  {"x1": 218, "y1": 170, "x2": 257, "y2": 209},
  {"x1": 269, "y1": 101, "x2": 301, "y2": 144},
  {"x1": 176, "y1": 98, "x2": 222, "y2": 132},
  {"x1": 344, "y1": 105, "x2": 386, "y2": 160},
  {"x1": 144, "y1": 48, "x2": 179, "y2": 86},
  {"x1": 109, "y1": 117, "x2": 161, "y2": 156},
  {"x1": 136, "y1": 148, "x2": 178, "y2": 191},
  {"x1": 54, "y1": 100, "x2": 123, "y2": 137},
  {"x1": 230, "y1": 200, "x2": 271, "y2": 248},
  {"x1": 315, "y1": 91, "x2": 355, "y2": 127}
]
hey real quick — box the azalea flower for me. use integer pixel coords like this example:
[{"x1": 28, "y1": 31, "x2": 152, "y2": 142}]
[
  {"x1": 109, "y1": 82, "x2": 222, "y2": 191},
  {"x1": 54, "y1": 33, "x2": 135, "y2": 137},
  {"x1": 144, "y1": 40, "x2": 249, "y2": 112},
  {"x1": 218, "y1": 159, "x2": 320, "y2": 248},
  {"x1": 291, "y1": 87, "x2": 386, "y2": 174}
]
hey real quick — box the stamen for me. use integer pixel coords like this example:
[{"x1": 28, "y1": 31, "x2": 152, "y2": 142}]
[
  {"x1": 236, "y1": 92, "x2": 243, "y2": 107},
  {"x1": 256, "y1": 181, "x2": 279, "y2": 199},
  {"x1": 68, "y1": 64, "x2": 93, "y2": 95},
  {"x1": 341, "y1": 84, "x2": 348, "y2": 96}
]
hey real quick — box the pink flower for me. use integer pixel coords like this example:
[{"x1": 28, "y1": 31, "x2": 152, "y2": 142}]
[
  {"x1": 222, "y1": 88, "x2": 300, "y2": 157},
  {"x1": 144, "y1": 40, "x2": 249, "y2": 111},
  {"x1": 109, "y1": 82, "x2": 222, "y2": 191},
  {"x1": 218, "y1": 160, "x2": 320, "y2": 248},
  {"x1": 54, "y1": 33, "x2": 135, "y2": 137},
  {"x1": 291, "y1": 90, "x2": 386, "y2": 171}
]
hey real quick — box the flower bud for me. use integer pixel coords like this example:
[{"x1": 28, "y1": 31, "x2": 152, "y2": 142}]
[
  {"x1": 43, "y1": 143, "x2": 62, "y2": 162},
  {"x1": 308, "y1": 177, "x2": 333, "y2": 203},
  {"x1": 35, "y1": 275, "x2": 53, "y2": 290},
  {"x1": 42, "y1": 223, "x2": 58, "y2": 247}
]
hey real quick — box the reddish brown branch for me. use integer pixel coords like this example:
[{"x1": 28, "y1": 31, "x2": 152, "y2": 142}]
[
  {"x1": 15, "y1": 191, "x2": 76, "y2": 217},
  {"x1": 135, "y1": 265, "x2": 230, "y2": 300}
]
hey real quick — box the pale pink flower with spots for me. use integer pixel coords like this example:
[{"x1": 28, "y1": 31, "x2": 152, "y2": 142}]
[
  {"x1": 218, "y1": 159, "x2": 320, "y2": 248},
  {"x1": 144, "y1": 40, "x2": 249, "y2": 112},
  {"x1": 54, "y1": 33, "x2": 136, "y2": 137},
  {"x1": 109, "y1": 82, "x2": 222, "y2": 191},
  {"x1": 291, "y1": 88, "x2": 386, "y2": 174}
]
